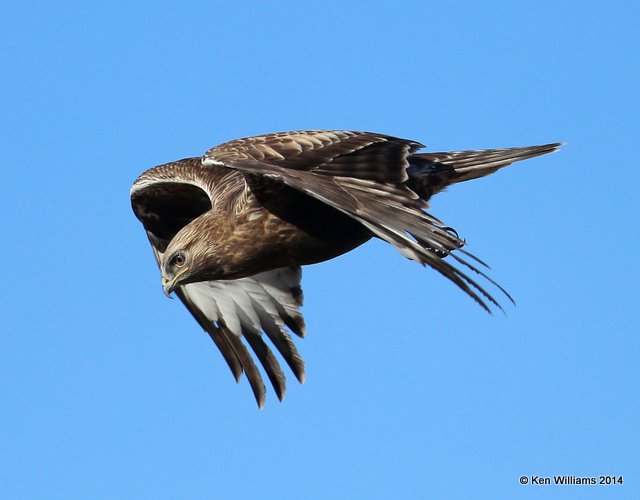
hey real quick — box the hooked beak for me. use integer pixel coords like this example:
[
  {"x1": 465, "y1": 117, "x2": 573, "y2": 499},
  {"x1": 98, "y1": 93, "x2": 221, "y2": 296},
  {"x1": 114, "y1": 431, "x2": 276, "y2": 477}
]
[
  {"x1": 161, "y1": 267, "x2": 189, "y2": 298},
  {"x1": 162, "y1": 276, "x2": 176, "y2": 298}
]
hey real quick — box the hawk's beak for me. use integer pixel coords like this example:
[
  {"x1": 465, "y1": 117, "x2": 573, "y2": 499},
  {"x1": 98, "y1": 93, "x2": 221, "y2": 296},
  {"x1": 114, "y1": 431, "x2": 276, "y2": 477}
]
[
  {"x1": 162, "y1": 276, "x2": 176, "y2": 298},
  {"x1": 162, "y1": 267, "x2": 189, "y2": 298}
]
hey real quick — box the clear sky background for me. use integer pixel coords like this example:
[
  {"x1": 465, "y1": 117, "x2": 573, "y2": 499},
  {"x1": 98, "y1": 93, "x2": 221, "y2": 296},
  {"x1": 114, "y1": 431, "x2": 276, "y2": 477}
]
[{"x1": 2, "y1": 2, "x2": 638, "y2": 499}]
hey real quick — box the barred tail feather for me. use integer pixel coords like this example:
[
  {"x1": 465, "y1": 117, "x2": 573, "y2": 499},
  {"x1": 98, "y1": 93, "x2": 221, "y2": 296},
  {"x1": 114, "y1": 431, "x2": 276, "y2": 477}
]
[{"x1": 408, "y1": 143, "x2": 564, "y2": 201}]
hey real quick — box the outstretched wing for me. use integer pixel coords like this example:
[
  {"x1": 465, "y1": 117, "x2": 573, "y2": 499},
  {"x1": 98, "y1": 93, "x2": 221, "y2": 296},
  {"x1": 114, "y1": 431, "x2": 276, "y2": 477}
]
[
  {"x1": 131, "y1": 158, "x2": 306, "y2": 407},
  {"x1": 203, "y1": 130, "x2": 507, "y2": 312},
  {"x1": 205, "y1": 130, "x2": 422, "y2": 182},
  {"x1": 176, "y1": 267, "x2": 306, "y2": 408}
]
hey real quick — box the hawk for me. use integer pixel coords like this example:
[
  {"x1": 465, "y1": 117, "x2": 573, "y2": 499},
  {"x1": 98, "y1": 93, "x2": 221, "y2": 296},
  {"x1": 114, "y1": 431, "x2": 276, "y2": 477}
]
[{"x1": 130, "y1": 130, "x2": 561, "y2": 406}]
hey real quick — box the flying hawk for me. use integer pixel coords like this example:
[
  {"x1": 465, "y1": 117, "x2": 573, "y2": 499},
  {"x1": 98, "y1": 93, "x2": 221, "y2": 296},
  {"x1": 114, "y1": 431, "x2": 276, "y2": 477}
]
[{"x1": 130, "y1": 130, "x2": 561, "y2": 406}]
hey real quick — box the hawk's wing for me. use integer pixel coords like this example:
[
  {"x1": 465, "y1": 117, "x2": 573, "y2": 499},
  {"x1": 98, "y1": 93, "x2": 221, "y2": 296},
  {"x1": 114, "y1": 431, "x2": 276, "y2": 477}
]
[
  {"x1": 203, "y1": 130, "x2": 506, "y2": 312},
  {"x1": 175, "y1": 266, "x2": 305, "y2": 408},
  {"x1": 131, "y1": 158, "x2": 305, "y2": 407}
]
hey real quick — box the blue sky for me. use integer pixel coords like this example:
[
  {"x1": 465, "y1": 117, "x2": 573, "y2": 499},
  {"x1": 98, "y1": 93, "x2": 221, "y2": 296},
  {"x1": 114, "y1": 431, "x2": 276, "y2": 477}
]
[{"x1": 2, "y1": 1, "x2": 638, "y2": 498}]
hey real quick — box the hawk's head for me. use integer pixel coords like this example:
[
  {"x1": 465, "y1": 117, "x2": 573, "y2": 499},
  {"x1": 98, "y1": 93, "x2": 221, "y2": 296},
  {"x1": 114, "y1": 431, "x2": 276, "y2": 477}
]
[{"x1": 160, "y1": 222, "x2": 213, "y2": 296}]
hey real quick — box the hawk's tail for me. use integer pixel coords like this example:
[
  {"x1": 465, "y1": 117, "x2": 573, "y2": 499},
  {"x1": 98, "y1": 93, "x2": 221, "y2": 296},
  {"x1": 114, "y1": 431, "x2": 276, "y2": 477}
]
[{"x1": 407, "y1": 143, "x2": 564, "y2": 202}]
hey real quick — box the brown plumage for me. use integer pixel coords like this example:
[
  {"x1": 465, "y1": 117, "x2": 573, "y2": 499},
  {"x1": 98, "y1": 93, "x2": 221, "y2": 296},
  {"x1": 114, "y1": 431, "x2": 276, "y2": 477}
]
[{"x1": 130, "y1": 130, "x2": 562, "y2": 407}]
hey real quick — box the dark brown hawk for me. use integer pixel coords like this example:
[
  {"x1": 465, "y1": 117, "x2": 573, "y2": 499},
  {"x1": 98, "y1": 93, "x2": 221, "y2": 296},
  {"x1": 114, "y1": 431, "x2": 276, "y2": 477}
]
[{"x1": 130, "y1": 130, "x2": 562, "y2": 407}]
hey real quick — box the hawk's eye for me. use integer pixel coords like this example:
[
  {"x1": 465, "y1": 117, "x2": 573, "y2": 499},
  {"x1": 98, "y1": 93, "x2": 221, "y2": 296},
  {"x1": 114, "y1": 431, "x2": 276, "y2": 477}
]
[{"x1": 170, "y1": 252, "x2": 186, "y2": 267}]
